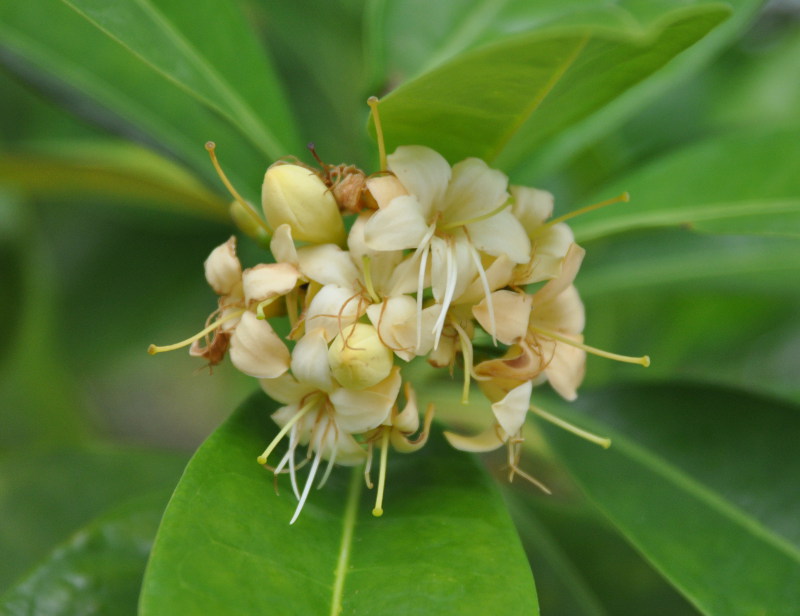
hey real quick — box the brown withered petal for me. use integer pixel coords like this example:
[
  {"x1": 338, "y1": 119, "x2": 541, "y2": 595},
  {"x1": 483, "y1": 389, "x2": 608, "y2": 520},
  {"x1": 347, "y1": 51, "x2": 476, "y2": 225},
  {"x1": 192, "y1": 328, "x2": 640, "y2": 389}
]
[{"x1": 189, "y1": 330, "x2": 231, "y2": 367}]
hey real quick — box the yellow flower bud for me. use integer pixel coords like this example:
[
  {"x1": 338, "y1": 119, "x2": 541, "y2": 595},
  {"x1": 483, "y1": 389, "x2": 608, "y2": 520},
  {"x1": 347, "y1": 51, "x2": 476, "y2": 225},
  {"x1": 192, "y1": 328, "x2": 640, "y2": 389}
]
[
  {"x1": 328, "y1": 323, "x2": 393, "y2": 390},
  {"x1": 261, "y1": 163, "x2": 346, "y2": 245}
]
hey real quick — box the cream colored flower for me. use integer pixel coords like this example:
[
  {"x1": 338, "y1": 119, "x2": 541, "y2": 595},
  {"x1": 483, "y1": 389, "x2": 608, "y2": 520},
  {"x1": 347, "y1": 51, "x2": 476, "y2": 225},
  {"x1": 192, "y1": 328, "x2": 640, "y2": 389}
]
[{"x1": 363, "y1": 146, "x2": 530, "y2": 349}]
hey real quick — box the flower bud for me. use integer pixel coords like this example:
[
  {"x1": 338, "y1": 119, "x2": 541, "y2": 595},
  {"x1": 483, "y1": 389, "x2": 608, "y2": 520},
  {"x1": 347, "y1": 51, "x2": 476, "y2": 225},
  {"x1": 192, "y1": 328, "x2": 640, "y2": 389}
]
[
  {"x1": 328, "y1": 323, "x2": 393, "y2": 390},
  {"x1": 261, "y1": 163, "x2": 345, "y2": 245}
]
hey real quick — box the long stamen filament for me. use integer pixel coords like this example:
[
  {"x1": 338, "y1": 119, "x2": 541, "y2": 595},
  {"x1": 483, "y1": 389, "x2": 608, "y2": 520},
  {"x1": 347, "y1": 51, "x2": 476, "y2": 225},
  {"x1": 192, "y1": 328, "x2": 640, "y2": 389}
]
[
  {"x1": 257, "y1": 398, "x2": 317, "y2": 465},
  {"x1": 451, "y1": 320, "x2": 474, "y2": 404},
  {"x1": 148, "y1": 309, "x2": 244, "y2": 354},
  {"x1": 541, "y1": 192, "x2": 630, "y2": 230},
  {"x1": 205, "y1": 142, "x2": 271, "y2": 234},
  {"x1": 367, "y1": 97, "x2": 387, "y2": 172},
  {"x1": 530, "y1": 404, "x2": 611, "y2": 448},
  {"x1": 431, "y1": 239, "x2": 457, "y2": 349},
  {"x1": 361, "y1": 255, "x2": 381, "y2": 303},
  {"x1": 467, "y1": 242, "x2": 496, "y2": 345},
  {"x1": 440, "y1": 199, "x2": 512, "y2": 230},
  {"x1": 531, "y1": 325, "x2": 650, "y2": 367},
  {"x1": 372, "y1": 429, "x2": 391, "y2": 517},
  {"x1": 290, "y1": 444, "x2": 324, "y2": 525}
]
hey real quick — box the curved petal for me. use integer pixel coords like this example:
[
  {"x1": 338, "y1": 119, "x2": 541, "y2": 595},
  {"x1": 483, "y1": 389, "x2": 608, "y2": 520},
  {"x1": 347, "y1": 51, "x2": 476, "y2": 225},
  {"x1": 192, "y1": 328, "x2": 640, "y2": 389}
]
[
  {"x1": 387, "y1": 145, "x2": 450, "y2": 213},
  {"x1": 444, "y1": 425, "x2": 505, "y2": 452},
  {"x1": 467, "y1": 211, "x2": 530, "y2": 264},
  {"x1": 515, "y1": 223, "x2": 574, "y2": 284},
  {"x1": 229, "y1": 312, "x2": 290, "y2": 378},
  {"x1": 492, "y1": 380, "x2": 533, "y2": 437},
  {"x1": 366, "y1": 296, "x2": 417, "y2": 361},
  {"x1": 270, "y1": 224, "x2": 299, "y2": 266},
  {"x1": 204, "y1": 236, "x2": 241, "y2": 296},
  {"x1": 304, "y1": 284, "x2": 364, "y2": 342},
  {"x1": 473, "y1": 290, "x2": 531, "y2": 345},
  {"x1": 296, "y1": 244, "x2": 360, "y2": 288},
  {"x1": 363, "y1": 195, "x2": 430, "y2": 251},
  {"x1": 535, "y1": 243, "x2": 585, "y2": 304},
  {"x1": 259, "y1": 373, "x2": 314, "y2": 405},
  {"x1": 242, "y1": 263, "x2": 300, "y2": 305},
  {"x1": 365, "y1": 175, "x2": 408, "y2": 209},
  {"x1": 329, "y1": 367, "x2": 401, "y2": 433},
  {"x1": 291, "y1": 327, "x2": 333, "y2": 392},
  {"x1": 542, "y1": 336, "x2": 586, "y2": 401},
  {"x1": 442, "y1": 158, "x2": 508, "y2": 224},
  {"x1": 510, "y1": 185, "x2": 554, "y2": 234},
  {"x1": 533, "y1": 284, "x2": 585, "y2": 335}
]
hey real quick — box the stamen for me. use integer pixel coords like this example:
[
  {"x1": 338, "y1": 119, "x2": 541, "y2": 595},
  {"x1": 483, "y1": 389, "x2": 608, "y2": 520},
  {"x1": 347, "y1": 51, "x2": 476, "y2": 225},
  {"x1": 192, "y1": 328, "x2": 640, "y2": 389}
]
[
  {"x1": 530, "y1": 325, "x2": 650, "y2": 367},
  {"x1": 257, "y1": 397, "x2": 318, "y2": 465},
  {"x1": 530, "y1": 404, "x2": 611, "y2": 449},
  {"x1": 288, "y1": 425, "x2": 301, "y2": 500},
  {"x1": 361, "y1": 255, "x2": 381, "y2": 303},
  {"x1": 450, "y1": 320, "x2": 474, "y2": 404},
  {"x1": 290, "y1": 442, "x2": 324, "y2": 524},
  {"x1": 316, "y1": 420, "x2": 338, "y2": 489},
  {"x1": 509, "y1": 464, "x2": 552, "y2": 495},
  {"x1": 467, "y1": 241, "x2": 496, "y2": 345},
  {"x1": 540, "y1": 192, "x2": 630, "y2": 230},
  {"x1": 439, "y1": 198, "x2": 512, "y2": 230},
  {"x1": 148, "y1": 310, "x2": 244, "y2": 354},
  {"x1": 205, "y1": 142, "x2": 271, "y2": 234},
  {"x1": 256, "y1": 297, "x2": 278, "y2": 320},
  {"x1": 364, "y1": 442, "x2": 375, "y2": 489},
  {"x1": 367, "y1": 97, "x2": 387, "y2": 172},
  {"x1": 431, "y1": 239, "x2": 458, "y2": 349},
  {"x1": 372, "y1": 428, "x2": 391, "y2": 517}
]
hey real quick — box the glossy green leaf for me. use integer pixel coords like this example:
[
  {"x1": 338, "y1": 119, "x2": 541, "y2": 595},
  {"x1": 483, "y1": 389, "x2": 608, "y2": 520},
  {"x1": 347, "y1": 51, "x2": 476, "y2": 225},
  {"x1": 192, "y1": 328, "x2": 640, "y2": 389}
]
[
  {"x1": 0, "y1": 0, "x2": 268, "y2": 197},
  {"x1": 375, "y1": 6, "x2": 729, "y2": 166},
  {"x1": 0, "y1": 492, "x2": 169, "y2": 616},
  {"x1": 536, "y1": 385, "x2": 800, "y2": 615},
  {"x1": 571, "y1": 128, "x2": 800, "y2": 241},
  {"x1": 0, "y1": 140, "x2": 227, "y2": 219},
  {"x1": 0, "y1": 446, "x2": 186, "y2": 590},
  {"x1": 141, "y1": 392, "x2": 537, "y2": 615},
  {"x1": 60, "y1": 0, "x2": 300, "y2": 160}
]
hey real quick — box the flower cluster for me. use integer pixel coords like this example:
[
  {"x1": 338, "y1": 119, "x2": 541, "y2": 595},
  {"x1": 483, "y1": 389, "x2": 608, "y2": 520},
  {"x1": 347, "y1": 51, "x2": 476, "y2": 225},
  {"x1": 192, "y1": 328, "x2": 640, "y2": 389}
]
[{"x1": 150, "y1": 103, "x2": 649, "y2": 523}]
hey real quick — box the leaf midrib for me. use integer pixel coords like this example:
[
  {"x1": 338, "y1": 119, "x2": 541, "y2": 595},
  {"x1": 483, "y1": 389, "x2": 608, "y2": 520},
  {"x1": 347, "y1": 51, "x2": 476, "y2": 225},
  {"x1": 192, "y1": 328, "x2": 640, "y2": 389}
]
[
  {"x1": 329, "y1": 467, "x2": 363, "y2": 616},
  {"x1": 59, "y1": 0, "x2": 289, "y2": 159}
]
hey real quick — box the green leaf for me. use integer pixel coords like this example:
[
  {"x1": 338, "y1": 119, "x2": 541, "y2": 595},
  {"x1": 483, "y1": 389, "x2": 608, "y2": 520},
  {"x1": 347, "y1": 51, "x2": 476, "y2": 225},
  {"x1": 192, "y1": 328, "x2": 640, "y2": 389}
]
[
  {"x1": 0, "y1": 0, "x2": 268, "y2": 197},
  {"x1": 0, "y1": 492, "x2": 169, "y2": 616},
  {"x1": 571, "y1": 128, "x2": 800, "y2": 241},
  {"x1": 59, "y1": 0, "x2": 300, "y2": 160},
  {"x1": 537, "y1": 385, "x2": 800, "y2": 616},
  {"x1": 141, "y1": 392, "x2": 537, "y2": 615},
  {"x1": 0, "y1": 140, "x2": 228, "y2": 219},
  {"x1": 374, "y1": 5, "x2": 729, "y2": 166},
  {"x1": 0, "y1": 445, "x2": 186, "y2": 590}
]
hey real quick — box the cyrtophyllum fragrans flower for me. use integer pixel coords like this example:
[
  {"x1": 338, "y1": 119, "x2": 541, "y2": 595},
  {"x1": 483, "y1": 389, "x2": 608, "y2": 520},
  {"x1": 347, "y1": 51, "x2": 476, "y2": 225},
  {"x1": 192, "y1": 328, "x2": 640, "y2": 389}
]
[
  {"x1": 257, "y1": 327, "x2": 402, "y2": 524},
  {"x1": 363, "y1": 146, "x2": 531, "y2": 349},
  {"x1": 149, "y1": 96, "x2": 651, "y2": 522}
]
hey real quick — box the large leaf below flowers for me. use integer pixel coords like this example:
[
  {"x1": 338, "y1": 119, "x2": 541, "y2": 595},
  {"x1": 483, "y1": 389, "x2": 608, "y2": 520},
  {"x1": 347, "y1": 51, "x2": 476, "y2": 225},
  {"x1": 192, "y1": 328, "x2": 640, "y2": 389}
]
[
  {"x1": 571, "y1": 128, "x2": 800, "y2": 241},
  {"x1": 375, "y1": 5, "x2": 729, "y2": 167},
  {"x1": 536, "y1": 384, "x2": 800, "y2": 616},
  {"x1": 140, "y1": 392, "x2": 538, "y2": 615}
]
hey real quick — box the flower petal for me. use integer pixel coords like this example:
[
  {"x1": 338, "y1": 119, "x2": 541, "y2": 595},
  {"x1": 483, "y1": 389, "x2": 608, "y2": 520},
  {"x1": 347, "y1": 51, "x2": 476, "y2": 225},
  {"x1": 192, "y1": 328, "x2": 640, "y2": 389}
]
[
  {"x1": 329, "y1": 367, "x2": 401, "y2": 433},
  {"x1": 259, "y1": 373, "x2": 314, "y2": 405},
  {"x1": 473, "y1": 290, "x2": 531, "y2": 345},
  {"x1": 296, "y1": 244, "x2": 360, "y2": 288},
  {"x1": 291, "y1": 327, "x2": 333, "y2": 392},
  {"x1": 387, "y1": 145, "x2": 451, "y2": 213},
  {"x1": 515, "y1": 223, "x2": 574, "y2": 284},
  {"x1": 441, "y1": 157, "x2": 508, "y2": 224},
  {"x1": 534, "y1": 243, "x2": 585, "y2": 305},
  {"x1": 304, "y1": 284, "x2": 364, "y2": 342},
  {"x1": 270, "y1": 223, "x2": 299, "y2": 265},
  {"x1": 444, "y1": 425, "x2": 505, "y2": 452},
  {"x1": 541, "y1": 335, "x2": 586, "y2": 401},
  {"x1": 365, "y1": 175, "x2": 408, "y2": 209},
  {"x1": 492, "y1": 380, "x2": 533, "y2": 437},
  {"x1": 533, "y1": 284, "x2": 585, "y2": 335},
  {"x1": 242, "y1": 263, "x2": 300, "y2": 305},
  {"x1": 511, "y1": 185, "x2": 554, "y2": 234},
  {"x1": 467, "y1": 211, "x2": 530, "y2": 264},
  {"x1": 229, "y1": 312, "x2": 290, "y2": 378},
  {"x1": 204, "y1": 236, "x2": 241, "y2": 296},
  {"x1": 363, "y1": 195, "x2": 430, "y2": 251}
]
